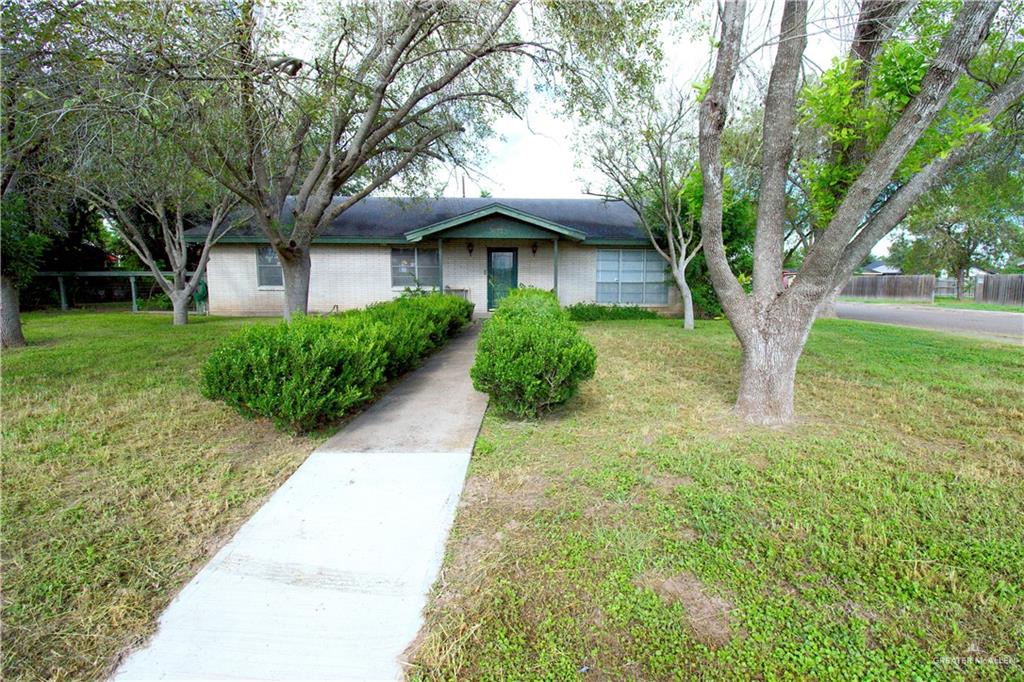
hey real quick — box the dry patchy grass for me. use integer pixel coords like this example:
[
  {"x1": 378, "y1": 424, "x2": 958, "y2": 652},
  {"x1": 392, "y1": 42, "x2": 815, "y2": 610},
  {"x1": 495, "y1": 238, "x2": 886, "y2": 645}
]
[
  {"x1": 410, "y1": 319, "x2": 1024, "y2": 680},
  {"x1": 1, "y1": 312, "x2": 323, "y2": 681}
]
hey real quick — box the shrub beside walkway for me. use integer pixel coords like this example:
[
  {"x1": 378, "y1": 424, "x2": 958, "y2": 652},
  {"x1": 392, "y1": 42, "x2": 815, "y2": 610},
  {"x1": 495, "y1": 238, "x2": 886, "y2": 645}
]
[{"x1": 114, "y1": 325, "x2": 488, "y2": 681}]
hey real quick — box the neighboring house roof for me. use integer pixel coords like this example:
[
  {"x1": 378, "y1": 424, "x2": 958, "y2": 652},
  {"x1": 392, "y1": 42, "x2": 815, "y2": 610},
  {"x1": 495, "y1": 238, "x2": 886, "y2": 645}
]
[
  {"x1": 184, "y1": 197, "x2": 647, "y2": 245},
  {"x1": 861, "y1": 260, "x2": 902, "y2": 275}
]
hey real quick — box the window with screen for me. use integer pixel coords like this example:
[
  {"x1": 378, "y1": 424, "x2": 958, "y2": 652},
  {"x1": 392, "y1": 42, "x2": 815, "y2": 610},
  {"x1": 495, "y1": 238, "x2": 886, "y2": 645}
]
[
  {"x1": 596, "y1": 249, "x2": 668, "y2": 305},
  {"x1": 390, "y1": 248, "x2": 440, "y2": 288},
  {"x1": 256, "y1": 247, "x2": 283, "y2": 287}
]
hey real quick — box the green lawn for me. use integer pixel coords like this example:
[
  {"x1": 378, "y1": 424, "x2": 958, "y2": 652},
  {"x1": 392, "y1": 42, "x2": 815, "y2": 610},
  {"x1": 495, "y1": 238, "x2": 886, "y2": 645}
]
[
  {"x1": 840, "y1": 296, "x2": 1024, "y2": 313},
  {"x1": 411, "y1": 319, "x2": 1024, "y2": 680},
  {"x1": 1, "y1": 312, "x2": 322, "y2": 681},
  {"x1": 933, "y1": 297, "x2": 1024, "y2": 314}
]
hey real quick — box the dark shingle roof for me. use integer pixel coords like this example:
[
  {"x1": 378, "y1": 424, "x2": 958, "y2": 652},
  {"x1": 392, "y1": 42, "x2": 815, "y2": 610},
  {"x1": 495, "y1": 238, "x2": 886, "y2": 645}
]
[
  {"x1": 185, "y1": 197, "x2": 646, "y2": 243},
  {"x1": 863, "y1": 260, "x2": 902, "y2": 274}
]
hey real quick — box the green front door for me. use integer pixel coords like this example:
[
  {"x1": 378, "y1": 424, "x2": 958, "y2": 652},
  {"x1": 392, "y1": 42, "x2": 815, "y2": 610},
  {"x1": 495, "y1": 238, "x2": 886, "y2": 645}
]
[{"x1": 487, "y1": 248, "x2": 518, "y2": 310}]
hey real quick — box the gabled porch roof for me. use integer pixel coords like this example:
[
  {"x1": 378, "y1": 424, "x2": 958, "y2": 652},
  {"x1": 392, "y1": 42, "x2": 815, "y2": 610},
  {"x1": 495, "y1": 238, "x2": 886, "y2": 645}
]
[{"x1": 403, "y1": 203, "x2": 587, "y2": 243}]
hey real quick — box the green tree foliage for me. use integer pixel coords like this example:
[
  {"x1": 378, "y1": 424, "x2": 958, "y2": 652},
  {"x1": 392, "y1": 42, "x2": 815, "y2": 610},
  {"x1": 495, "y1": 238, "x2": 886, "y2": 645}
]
[
  {"x1": 887, "y1": 139, "x2": 1024, "y2": 285},
  {"x1": 537, "y1": 0, "x2": 676, "y2": 119},
  {"x1": 1, "y1": 0, "x2": 90, "y2": 198},
  {"x1": 112, "y1": 0, "x2": 537, "y2": 318},
  {"x1": 667, "y1": 172, "x2": 756, "y2": 318},
  {"x1": 1, "y1": 0, "x2": 107, "y2": 341},
  {"x1": 19, "y1": 200, "x2": 112, "y2": 310},
  {"x1": 0, "y1": 194, "x2": 49, "y2": 288},
  {"x1": 34, "y1": 201, "x2": 108, "y2": 272},
  {"x1": 797, "y1": 3, "x2": 1022, "y2": 234},
  {"x1": 797, "y1": 41, "x2": 939, "y2": 229}
]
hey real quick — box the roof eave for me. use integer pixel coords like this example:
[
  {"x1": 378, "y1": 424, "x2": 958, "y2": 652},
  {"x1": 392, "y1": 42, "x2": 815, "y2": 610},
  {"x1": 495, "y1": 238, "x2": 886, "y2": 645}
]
[{"x1": 186, "y1": 234, "x2": 414, "y2": 245}]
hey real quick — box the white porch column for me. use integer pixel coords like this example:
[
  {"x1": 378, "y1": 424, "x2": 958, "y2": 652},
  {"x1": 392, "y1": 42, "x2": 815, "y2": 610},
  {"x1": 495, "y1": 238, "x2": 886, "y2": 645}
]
[
  {"x1": 552, "y1": 238, "x2": 559, "y2": 300},
  {"x1": 438, "y1": 238, "x2": 444, "y2": 291}
]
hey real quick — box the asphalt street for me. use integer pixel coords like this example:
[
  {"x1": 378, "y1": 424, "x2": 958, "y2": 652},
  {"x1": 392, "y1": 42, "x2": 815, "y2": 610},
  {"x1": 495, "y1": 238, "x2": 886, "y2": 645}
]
[{"x1": 836, "y1": 302, "x2": 1024, "y2": 344}]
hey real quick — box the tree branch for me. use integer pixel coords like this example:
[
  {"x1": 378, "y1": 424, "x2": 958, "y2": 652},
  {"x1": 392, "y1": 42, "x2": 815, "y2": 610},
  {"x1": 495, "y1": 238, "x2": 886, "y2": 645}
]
[
  {"x1": 698, "y1": 0, "x2": 751, "y2": 333},
  {"x1": 797, "y1": 0, "x2": 999, "y2": 292},
  {"x1": 752, "y1": 1, "x2": 807, "y2": 305}
]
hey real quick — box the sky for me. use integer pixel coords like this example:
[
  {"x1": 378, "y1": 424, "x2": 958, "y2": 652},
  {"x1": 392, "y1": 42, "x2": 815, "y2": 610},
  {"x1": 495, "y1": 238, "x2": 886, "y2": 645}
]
[{"x1": 439, "y1": 102, "x2": 594, "y2": 199}]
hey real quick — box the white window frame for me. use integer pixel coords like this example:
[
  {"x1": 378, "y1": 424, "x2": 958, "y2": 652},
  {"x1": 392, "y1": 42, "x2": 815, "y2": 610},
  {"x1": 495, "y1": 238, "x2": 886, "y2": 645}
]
[
  {"x1": 596, "y1": 248, "x2": 669, "y2": 305},
  {"x1": 256, "y1": 246, "x2": 284, "y2": 290},
  {"x1": 390, "y1": 247, "x2": 440, "y2": 289}
]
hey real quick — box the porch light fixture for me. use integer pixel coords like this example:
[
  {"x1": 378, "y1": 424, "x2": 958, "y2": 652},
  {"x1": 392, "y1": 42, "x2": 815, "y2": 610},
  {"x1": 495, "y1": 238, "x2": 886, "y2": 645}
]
[
  {"x1": 466, "y1": 242, "x2": 474, "y2": 255},
  {"x1": 531, "y1": 241, "x2": 538, "y2": 255}
]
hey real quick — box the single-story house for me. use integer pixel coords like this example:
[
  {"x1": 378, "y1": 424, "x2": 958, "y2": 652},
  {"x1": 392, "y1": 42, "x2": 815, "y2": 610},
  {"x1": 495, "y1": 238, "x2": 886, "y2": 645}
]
[
  {"x1": 184, "y1": 197, "x2": 683, "y2": 316},
  {"x1": 860, "y1": 260, "x2": 902, "y2": 276}
]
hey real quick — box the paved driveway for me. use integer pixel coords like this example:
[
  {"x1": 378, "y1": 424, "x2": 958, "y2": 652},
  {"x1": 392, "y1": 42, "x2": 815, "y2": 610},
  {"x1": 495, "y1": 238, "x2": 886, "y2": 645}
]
[{"x1": 836, "y1": 302, "x2": 1023, "y2": 343}]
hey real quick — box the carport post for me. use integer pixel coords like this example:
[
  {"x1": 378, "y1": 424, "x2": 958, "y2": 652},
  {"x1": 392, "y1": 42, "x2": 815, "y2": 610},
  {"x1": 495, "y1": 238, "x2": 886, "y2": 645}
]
[
  {"x1": 129, "y1": 276, "x2": 138, "y2": 312},
  {"x1": 57, "y1": 275, "x2": 68, "y2": 311}
]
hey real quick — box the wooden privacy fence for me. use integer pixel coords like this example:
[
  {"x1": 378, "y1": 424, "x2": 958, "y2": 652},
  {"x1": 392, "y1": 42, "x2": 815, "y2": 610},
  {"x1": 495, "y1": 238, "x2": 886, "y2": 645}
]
[
  {"x1": 934, "y1": 277, "x2": 958, "y2": 297},
  {"x1": 840, "y1": 275, "x2": 935, "y2": 301},
  {"x1": 977, "y1": 274, "x2": 1024, "y2": 306}
]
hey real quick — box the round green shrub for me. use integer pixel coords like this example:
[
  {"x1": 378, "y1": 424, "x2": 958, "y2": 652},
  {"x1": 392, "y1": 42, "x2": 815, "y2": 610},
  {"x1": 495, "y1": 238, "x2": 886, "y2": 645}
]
[
  {"x1": 201, "y1": 314, "x2": 390, "y2": 432},
  {"x1": 470, "y1": 289, "x2": 596, "y2": 419},
  {"x1": 492, "y1": 287, "x2": 563, "y2": 319}
]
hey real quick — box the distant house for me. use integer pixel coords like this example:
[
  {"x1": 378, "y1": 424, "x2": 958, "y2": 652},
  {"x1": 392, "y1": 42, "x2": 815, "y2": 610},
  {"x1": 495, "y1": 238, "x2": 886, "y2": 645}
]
[
  {"x1": 860, "y1": 260, "x2": 902, "y2": 276},
  {"x1": 184, "y1": 197, "x2": 683, "y2": 316}
]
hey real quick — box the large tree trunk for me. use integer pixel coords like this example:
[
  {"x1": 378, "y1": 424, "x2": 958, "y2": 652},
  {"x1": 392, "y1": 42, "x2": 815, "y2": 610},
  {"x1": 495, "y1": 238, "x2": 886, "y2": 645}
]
[
  {"x1": 815, "y1": 284, "x2": 842, "y2": 318},
  {"x1": 955, "y1": 268, "x2": 966, "y2": 300},
  {"x1": 1, "y1": 275, "x2": 27, "y2": 348},
  {"x1": 734, "y1": 321, "x2": 811, "y2": 426},
  {"x1": 281, "y1": 248, "x2": 311, "y2": 321},
  {"x1": 170, "y1": 290, "x2": 190, "y2": 326}
]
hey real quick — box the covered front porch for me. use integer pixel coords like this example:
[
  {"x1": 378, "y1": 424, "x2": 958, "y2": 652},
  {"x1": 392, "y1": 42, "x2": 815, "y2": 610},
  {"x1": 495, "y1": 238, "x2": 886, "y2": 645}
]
[{"x1": 403, "y1": 204, "x2": 588, "y2": 312}]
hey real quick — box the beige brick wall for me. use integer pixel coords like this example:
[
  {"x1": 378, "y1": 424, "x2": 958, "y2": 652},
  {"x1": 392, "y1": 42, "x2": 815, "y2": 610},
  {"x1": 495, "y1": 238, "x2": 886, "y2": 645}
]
[
  {"x1": 208, "y1": 244, "x2": 405, "y2": 316},
  {"x1": 207, "y1": 241, "x2": 681, "y2": 316},
  {"x1": 555, "y1": 241, "x2": 598, "y2": 307},
  {"x1": 307, "y1": 245, "x2": 397, "y2": 312},
  {"x1": 207, "y1": 244, "x2": 286, "y2": 316},
  {"x1": 439, "y1": 239, "x2": 680, "y2": 313}
]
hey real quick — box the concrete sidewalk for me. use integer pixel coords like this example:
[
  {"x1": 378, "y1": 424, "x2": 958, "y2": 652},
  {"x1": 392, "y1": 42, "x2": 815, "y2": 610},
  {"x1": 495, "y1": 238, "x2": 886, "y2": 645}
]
[{"x1": 114, "y1": 325, "x2": 487, "y2": 681}]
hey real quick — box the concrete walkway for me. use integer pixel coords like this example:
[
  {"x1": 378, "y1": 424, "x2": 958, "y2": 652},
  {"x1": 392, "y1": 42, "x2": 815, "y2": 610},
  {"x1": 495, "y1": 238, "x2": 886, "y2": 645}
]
[{"x1": 114, "y1": 325, "x2": 487, "y2": 681}]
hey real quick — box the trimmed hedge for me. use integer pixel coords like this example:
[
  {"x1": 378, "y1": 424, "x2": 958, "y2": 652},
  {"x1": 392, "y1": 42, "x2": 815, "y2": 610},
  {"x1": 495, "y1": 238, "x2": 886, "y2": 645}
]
[
  {"x1": 470, "y1": 288, "x2": 596, "y2": 419},
  {"x1": 201, "y1": 293, "x2": 473, "y2": 431},
  {"x1": 565, "y1": 302, "x2": 659, "y2": 321},
  {"x1": 363, "y1": 295, "x2": 474, "y2": 378}
]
